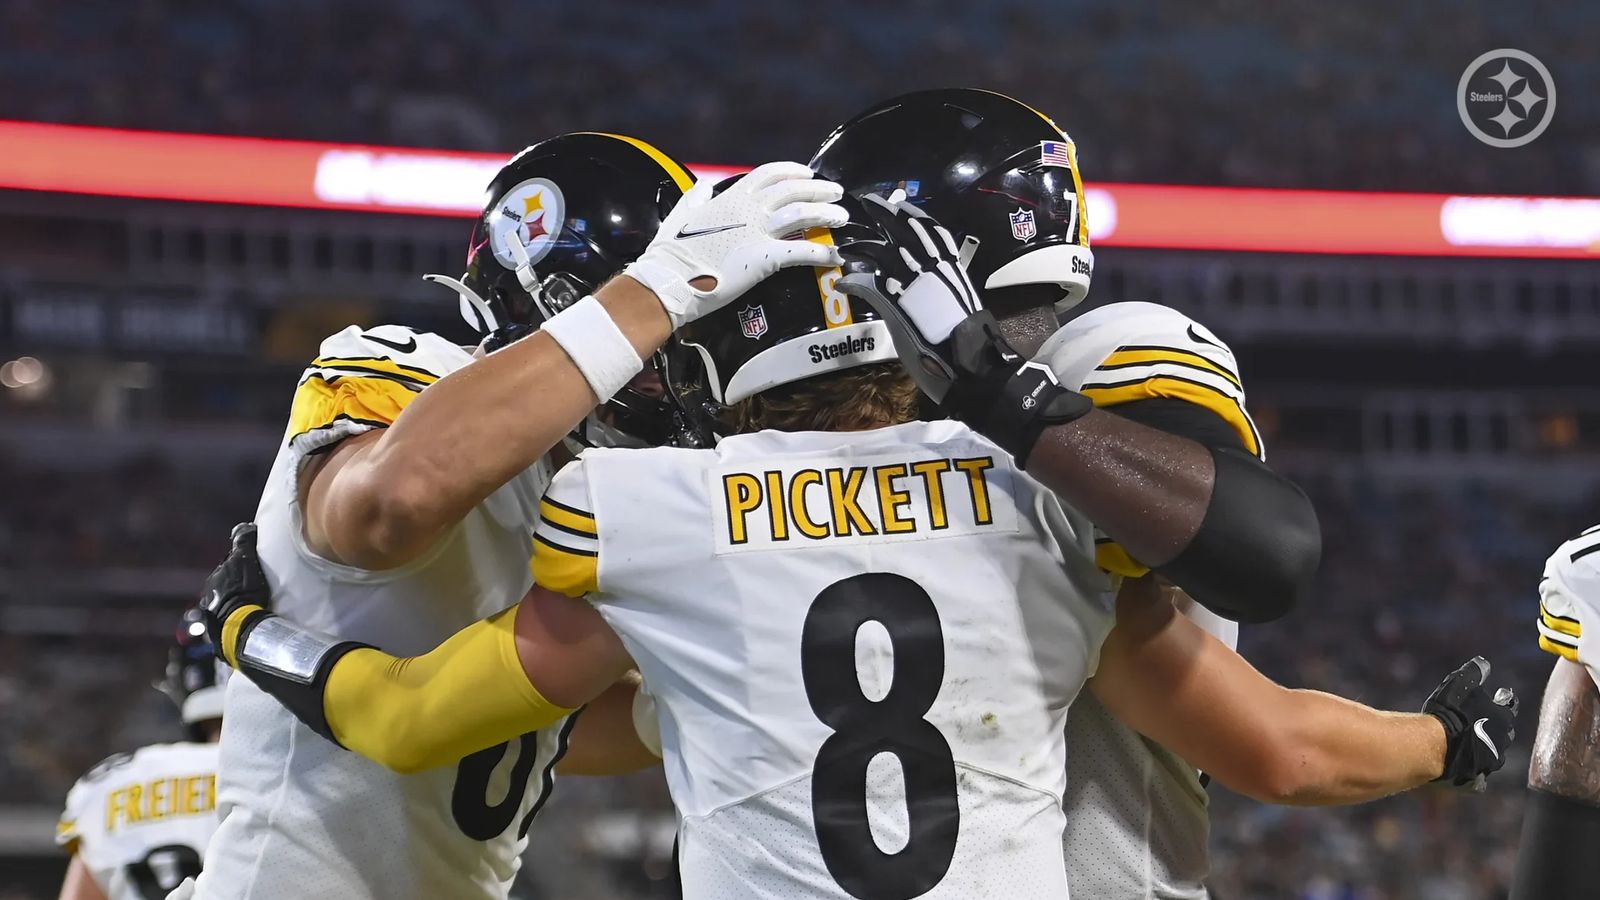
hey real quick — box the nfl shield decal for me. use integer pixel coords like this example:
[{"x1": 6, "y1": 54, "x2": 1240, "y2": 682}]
[
  {"x1": 738, "y1": 305, "x2": 769, "y2": 339},
  {"x1": 1009, "y1": 208, "x2": 1037, "y2": 241}
]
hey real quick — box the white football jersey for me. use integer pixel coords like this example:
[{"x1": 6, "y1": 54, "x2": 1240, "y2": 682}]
[
  {"x1": 195, "y1": 325, "x2": 565, "y2": 900},
  {"x1": 1040, "y1": 302, "x2": 1259, "y2": 899},
  {"x1": 532, "y1": 419, "x2": 1117, "y2": 899},
  {"x1": 1538, "y1": 525, "x2": 1600, "y2": 690},
  {"x1": 58, "y1": 743, "x2": 220, "y2": 900}
]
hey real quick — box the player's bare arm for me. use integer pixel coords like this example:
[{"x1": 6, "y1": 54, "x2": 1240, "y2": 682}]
[
  {"x1": 1527, "y1": 660, "x2": 1600, "y2": 802},
  {"x1": 839, "y1": 194, "x2": 1318, "y2": 623},
  {"x1": 202, "y1": 525, "x2": 632, "y2": 773},
  {"x1": 301, "y1": 161, "x2": 849, "y2": 569},
  {"x1": 1510, "y1": 526, "x2": 1600, "y2": 899},
  {"x1": 554, "y1": 674, "x2": 664, "y2": 776},
  {"x1": 1091, "y1": 576, "x2": 1516, "y2": 805},
  {"x1": 303, "y1": 277, "x2": 670, "y2": 569},
  {"x1": 1509, "y1": 661, "x2": 1600, "y2": 898},
  {"x1": 56, "y1": 855, "x2": 109, "y2": 900}
]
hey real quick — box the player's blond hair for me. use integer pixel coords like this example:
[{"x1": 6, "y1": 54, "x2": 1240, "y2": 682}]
[{"x1": 730, "y1": 363, "x2": 921, "y2": 434}]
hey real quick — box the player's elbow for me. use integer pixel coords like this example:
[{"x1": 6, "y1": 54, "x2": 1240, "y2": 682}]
[{"x1": 325, "y1": 470, "x2": 448, "y2": 570}]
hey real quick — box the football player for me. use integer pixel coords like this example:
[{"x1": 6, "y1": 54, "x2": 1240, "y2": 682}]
[
  {"x1": 1511, "y1": 526, "x2": 1600, "y2": 899},
  {"x1": 815, "y1": 89, "x2": 1529, "y2": 897},
  {"x1": 200, "y1": 195, "x2": 1515, "y2": 897},
  {"x1": 190, "y1": 132, "x2": 847, "y2": 900},
  {"x1": 57, "y1": 609, "x2": 226, "y2": 900}
]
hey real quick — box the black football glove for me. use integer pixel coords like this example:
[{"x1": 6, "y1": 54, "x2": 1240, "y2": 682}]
[
  {"x1": 199, "y1": 522, "x2": 367, "y2": 743},
  {"x1": 199, "y1": 523, "x2": 273, "y2": 655},
  {"x1": 836, "y1": 192, "x2": 1091, "y2": 466},
  {"x1": 1422, "y1": 656, "x2": 1518, "y2": 788}
]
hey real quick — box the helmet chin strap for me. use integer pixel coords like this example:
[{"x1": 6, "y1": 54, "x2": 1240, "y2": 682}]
[
  {"x1": 958, "y1": 234, "x2": 981, "y2": 269},
  {"x1": 501, "y1": 229, "x2": 563, "y2": 321}
]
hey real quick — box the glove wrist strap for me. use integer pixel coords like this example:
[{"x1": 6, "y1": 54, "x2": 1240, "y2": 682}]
[
  {"x1": 622, "y1": 259, "x2": 694, "y2": 328},
  {"x1": 948, "y1": 361, "x2": 1093, "y2": 467}
]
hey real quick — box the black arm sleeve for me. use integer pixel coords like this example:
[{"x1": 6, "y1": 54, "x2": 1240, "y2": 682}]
[
  {"x1": 1510, "y1": 788, "x2": 1600, "y2": 900},
  {"x1": 1109, "y1": 399, "x2": 1321, "y2": 623}
]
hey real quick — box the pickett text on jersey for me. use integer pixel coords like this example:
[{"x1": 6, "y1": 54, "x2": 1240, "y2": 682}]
[{"x1": 711, "y1": 452, "x2": 1019, "y2": 552}]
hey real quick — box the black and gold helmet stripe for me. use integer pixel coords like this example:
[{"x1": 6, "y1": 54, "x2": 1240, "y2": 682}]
[
  {"x1": 583, "y1": 132, "x2": 695, "y2": 192},
  {"x1": 969, "y1": 88, "x2": 1089, "y2": 248}
]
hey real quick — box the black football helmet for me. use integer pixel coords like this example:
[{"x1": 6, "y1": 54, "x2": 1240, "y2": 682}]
[
  {"x1": 426, "y1": 132, "x2": 696, "y2": 446},
  {"x1": 811, "y1": 88, "x2": 1094, "y2": 316},
  {"x1": 667, "y1": 192, "x2": 899, "y2": 444},
  {"x1": 156, "y1": 607, "x2": 229, "y2": 741}
]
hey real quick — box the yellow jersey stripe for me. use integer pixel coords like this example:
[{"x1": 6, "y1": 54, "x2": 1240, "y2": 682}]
[
  {"x1": 1099, "y1": 347, "x2": 1242, "y2": 389},
  {"x1": 1095, "y1": 540, "x2": 1150, "y2": 578},
  {"x1": 310, "y1": 357, "x2": 440, "y2": 386},
  {"x1": 539, "y1": 498, "x2": 597, "y2": 536},
  {"x1": 586, "y1": 133, "x2": 695, "y2": 192},
  {"x1": 1082, "y1": 375, "x2": 1262, "y2": 458},
  {"x1": 287, "y1": 376, "x2": 417, "y2": 442},
  {"x1": 532, "y1": 533, "x2": 600, "y2": 597},
  {"x1": 1541, "y1": 603, "x2": 1583, "y2": 637},
  {"x1": 1541, "y1": 634, "x2": 1580, "y2": 662}
]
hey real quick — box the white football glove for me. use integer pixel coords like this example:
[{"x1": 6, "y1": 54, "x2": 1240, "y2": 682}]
[{"x1": 623, "y1": 161, "x2": 847, "y2": 328}]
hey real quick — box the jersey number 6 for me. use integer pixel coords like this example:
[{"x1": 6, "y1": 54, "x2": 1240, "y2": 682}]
[{"x1": 801, "y1": 573, "x2": 960, "y2": 900}]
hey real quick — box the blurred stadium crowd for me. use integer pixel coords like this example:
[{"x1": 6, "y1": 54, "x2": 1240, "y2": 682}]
[
  {"x1": 2, "y1": 456, "x2": 1588, "y2": 898},
  {"x1": 1, "y1": 0, "x2": 1595, "y2": 194},
  {"x1": 1, "y1": 2, "x2": 1595, "y2": 898}
]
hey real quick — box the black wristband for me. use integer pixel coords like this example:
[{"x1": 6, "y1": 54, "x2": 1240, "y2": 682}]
[
  {"x1": 946, "y1": 362, "x2": 1092, "y2": 465},
  {"x1": 235, "y1": 613, "x2": 371, "y2": 747},
  {"x1": 1510, "y1": 788, "x2": 1600, "y2": 900}
]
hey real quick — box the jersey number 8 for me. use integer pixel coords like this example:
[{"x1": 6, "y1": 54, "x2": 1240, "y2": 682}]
[{"x1": 801, "y1": 573, "x2": 960, "y2": 900}]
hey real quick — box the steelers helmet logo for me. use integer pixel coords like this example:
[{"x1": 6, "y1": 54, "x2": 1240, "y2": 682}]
[{"x1": 487, "y1": 178, "x2": 567, "y2": 269}]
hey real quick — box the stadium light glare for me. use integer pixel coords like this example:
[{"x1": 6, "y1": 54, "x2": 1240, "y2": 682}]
[{"x1": 0, "y1": 120, "x2": 1592, "y2": 259}]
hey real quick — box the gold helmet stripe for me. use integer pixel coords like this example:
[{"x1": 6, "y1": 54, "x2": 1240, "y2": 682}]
[
  {"x1": 965, "y1": 90, "x2": 1090, "y2": 248},
  {"x1": 584, "y1": 132, "x2": 695, "y2": 192}
]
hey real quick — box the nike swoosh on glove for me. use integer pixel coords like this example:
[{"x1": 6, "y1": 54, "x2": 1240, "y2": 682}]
[
  {"x1": 836, "y1": 191, "x2": 1091, "y2": 465},
  {"x1": 1422, "y1": 656, "x2": 1518, "y2": 788},
  {"x1": 623, "y1": 161, "x2": 847, "y2": 328}
]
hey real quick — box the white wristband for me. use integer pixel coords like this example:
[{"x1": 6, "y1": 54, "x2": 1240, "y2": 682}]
[{"x1": 541, "y1": 295, "x2": 643, "y2": 400}]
